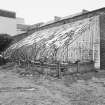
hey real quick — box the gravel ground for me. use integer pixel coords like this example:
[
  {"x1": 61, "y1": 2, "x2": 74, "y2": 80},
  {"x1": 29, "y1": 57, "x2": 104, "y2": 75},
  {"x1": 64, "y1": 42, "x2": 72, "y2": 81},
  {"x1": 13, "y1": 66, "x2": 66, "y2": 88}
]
[{"x1": 0, "y1": 67, "x2": 105, "y2": 105}]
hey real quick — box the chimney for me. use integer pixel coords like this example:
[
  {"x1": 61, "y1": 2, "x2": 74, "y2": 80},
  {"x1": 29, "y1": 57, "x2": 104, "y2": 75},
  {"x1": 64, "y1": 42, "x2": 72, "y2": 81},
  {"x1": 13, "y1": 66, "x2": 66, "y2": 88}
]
[
  {"x1": 54, "y1": 16, "x2": 61, "y2": 22},
  {"x1": 82, "y1": 9, "x2": 88, "y2": 14}
]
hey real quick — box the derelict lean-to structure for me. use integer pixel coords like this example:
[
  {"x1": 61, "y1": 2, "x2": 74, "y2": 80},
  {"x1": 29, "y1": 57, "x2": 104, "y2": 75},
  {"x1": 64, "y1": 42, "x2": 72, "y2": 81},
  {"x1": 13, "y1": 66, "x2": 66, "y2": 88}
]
[{"x1": 3, "y1": 7, "x2": 105, "y2": 74}]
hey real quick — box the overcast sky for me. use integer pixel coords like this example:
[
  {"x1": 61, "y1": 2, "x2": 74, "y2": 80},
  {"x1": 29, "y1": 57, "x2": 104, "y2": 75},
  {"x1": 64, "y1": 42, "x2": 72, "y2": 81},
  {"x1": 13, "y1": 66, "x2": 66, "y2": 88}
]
[{"x1": 0, "y1": 0, "x2": 105, "y2": 25}]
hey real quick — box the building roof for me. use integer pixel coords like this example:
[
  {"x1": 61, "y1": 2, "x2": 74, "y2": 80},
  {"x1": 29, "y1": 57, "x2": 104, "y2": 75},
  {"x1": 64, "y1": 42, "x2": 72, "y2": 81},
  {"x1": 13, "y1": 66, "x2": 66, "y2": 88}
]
[
  {"x1": 17, "y1": 24, "x2": 30, "y2": 31},
  {"x1": 0, "y1": 9, "x2": 16, "y2": 18}
]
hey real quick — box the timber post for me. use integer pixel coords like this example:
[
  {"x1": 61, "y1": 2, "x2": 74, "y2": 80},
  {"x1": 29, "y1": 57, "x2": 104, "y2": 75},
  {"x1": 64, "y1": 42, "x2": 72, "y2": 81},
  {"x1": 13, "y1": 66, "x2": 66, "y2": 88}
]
[
  {"x1": 58, "y1": 62, "x2": 62, "y2": 79},
  {"x1": 76, "y1": 60, "x2": 80, "y2": 73}
]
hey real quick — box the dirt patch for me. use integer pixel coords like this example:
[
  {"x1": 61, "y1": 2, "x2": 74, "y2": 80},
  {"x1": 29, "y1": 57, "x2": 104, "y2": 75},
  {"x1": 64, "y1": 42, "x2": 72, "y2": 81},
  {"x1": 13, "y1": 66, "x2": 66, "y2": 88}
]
[{"x1": 1, "y1": 66, "x2": 105, "y2": 105}]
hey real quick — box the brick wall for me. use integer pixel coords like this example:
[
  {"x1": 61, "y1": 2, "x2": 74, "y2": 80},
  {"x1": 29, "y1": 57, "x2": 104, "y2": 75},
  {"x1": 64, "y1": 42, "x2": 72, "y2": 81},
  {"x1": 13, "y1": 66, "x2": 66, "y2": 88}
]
[
  {"x1": 100, "y1": 14, "x2": 105, "y2": 69},
  {"x1": 30, "y1": 8, "x2": 105, "y2": 33}
]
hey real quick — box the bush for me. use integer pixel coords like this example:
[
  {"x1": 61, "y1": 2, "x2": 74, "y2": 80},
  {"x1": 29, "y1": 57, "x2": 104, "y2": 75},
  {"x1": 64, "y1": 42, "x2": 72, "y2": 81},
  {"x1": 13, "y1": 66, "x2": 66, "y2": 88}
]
[
  {"x1": 0, "y1": 34, "x2": 13, "y2": 53},
  {"x1": 0, "y1": 55, "x2": 9, "y2": 65}
]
